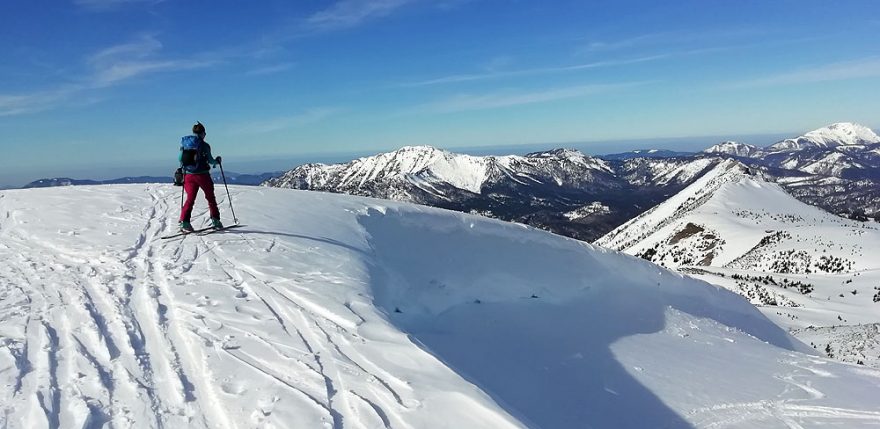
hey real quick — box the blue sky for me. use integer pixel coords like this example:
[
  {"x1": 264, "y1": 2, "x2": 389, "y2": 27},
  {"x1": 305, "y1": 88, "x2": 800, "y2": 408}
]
[{"x1": 1, "y1": 0, "x2": 879, "y2": 187}]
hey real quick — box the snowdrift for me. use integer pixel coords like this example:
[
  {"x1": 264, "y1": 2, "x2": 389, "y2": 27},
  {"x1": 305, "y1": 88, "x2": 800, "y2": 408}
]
[{"x1": 1, "y1": 185, "x2": 879, "y2": 428}]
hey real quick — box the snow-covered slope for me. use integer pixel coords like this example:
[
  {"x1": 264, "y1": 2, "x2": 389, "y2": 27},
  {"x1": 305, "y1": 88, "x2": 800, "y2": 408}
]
[
  {"x1": 698, "y1": 123, "x2": 880, "y2": 182},
  {"x1": 597, "y1": 159, "x2": 879, "y2": 272},
  {"x1": 767, "y1": 122, "x2": 880, "y2": 152},
  {"x1": 617, "y1": 157, "x2": 720, "y2": 187},
  {"x1": 703, "y1": 141, "x2": 762, "y2": 158},
  {"x1": 596, "y1": 160, "x2": 880, "y2": 368},
  {"x1": 597, "y1": 159, "x2": 752, "y2": 255},
  {"x1": 263, "y1": 145, "x2": 614, "y2": 198},
  {"x1": 2, "y1": 185, "x2": 880, "y2": 428}
]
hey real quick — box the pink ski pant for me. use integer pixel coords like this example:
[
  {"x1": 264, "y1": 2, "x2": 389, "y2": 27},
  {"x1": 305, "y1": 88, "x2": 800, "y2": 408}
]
[{"x1": 179, "y1": 173, "x2": 220, "y2": 222}]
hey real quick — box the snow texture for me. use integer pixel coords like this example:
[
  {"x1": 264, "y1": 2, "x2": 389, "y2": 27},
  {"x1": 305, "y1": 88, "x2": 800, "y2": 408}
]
[
  {"x1": 597, "y1": 159, "x2": 880, "y2": 370},
  {"x1": 767, "y1": 122, "x2": 880, "y2": 152},
  {"x1": 0, "y1": 185, "x2": 879, "y2": 428},
  {"x1": 703, "y1": 141, "x2": 762, "y2": 158}
]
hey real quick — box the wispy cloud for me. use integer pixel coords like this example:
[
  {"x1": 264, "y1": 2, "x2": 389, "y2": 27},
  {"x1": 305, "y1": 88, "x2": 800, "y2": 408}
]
[
  {"x1": 87, "y1": 34, "x2": 217, "y2": 86},
  {"x1": 726, "y1": 57, "x2": 880, "y2": 89},
  {"x1": 233, "y1": 108, "x2": 339, "y2": 133},
  {"x1": 401, "y1": 55, "x2": 666, "y2": 87},
  {"x1": 579, "y1": 28, "x2": 770, "y2": 55},
  {"x1": 88, "y1": 34, "x2": 162, "y2": 65},
  {"x1": 413, "y1": 82, "x2": 646, "y2": 114},
  {"x1": 305, "y1": 0, "x2": 415, "y2": 32},
  {"x1": 581, "y1": 33, "x2": 671, "y2": 53},
  {"x1": 0, "y1": 35, "x2": 216, "y2": 115},
  {"x1": 0, "y1": 87, "x2": 80, "y2": 116}
]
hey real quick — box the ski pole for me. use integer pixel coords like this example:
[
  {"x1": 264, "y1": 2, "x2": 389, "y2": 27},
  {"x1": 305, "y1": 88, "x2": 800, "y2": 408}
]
[{"x1": 218, "y1": 160, "x2": 238, "y2": 224}]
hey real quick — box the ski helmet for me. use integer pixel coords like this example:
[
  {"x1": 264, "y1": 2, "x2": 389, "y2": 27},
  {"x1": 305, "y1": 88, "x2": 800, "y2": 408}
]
[{"x1": 193, "y1": 121, "x2": 206, "y2": 135}]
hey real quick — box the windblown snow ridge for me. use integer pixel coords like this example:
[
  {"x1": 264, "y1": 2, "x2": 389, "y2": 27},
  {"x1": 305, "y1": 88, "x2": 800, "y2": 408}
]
[{"x1": 1, "y1": 185, "x2": 879, "y2": 429}]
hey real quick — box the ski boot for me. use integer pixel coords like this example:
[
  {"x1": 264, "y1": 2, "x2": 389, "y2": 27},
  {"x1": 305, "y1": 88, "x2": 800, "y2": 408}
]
[
  {"x1": 211, "y1": 218, "x2": 223, "y2": 230},
  {"x1": 180, "y1": 221, "x2": 195, "y2": 233}
]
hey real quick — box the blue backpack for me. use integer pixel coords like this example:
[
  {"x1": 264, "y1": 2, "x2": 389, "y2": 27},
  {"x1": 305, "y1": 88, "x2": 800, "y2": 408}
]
[{"x1": 180, "y1": 135, "x2": 202, "y2": 168}]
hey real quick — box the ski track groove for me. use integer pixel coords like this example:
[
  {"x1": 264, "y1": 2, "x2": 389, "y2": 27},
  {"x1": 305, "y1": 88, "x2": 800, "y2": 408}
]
[
  {"x1": 202, "y1": 231, "x2": 356, "y2": 429},
  {"x1": 37, "y1": 319, "x2": 61, "y2": 429},
  {"x1": 204, "y1": 228, "x2": 414, "y2": 426},
  {"x1": 134, "y1": 187, "x2": 220, "y2": 426},
  {"x1": 221, "y1": 348, "x2": 337, "y2": 420},
  {"x1": 150, "y1": 192, "x2": 237, "y2": 429},
  {"x1": 688, "y1": 358, "x2": 880, "y2": 427},
  {"x1": 269, "y1": 285, "x2": 408, "y2": 408},
  {"x1": 349, "y1": 390, "x2": 393, "y2": 429}
]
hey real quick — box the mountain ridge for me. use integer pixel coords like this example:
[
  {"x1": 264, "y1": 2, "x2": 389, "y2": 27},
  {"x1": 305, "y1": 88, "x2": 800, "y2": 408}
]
[{"x1": 262, "y1": 122, "x2": 880, "y2": 241}]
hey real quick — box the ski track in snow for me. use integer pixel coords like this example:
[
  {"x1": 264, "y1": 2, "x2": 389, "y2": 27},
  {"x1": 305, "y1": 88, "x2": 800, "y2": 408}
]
[
  {"x1": 2, "y1": 184, "x2": 879, "y2": 429},
  {"x1": 0, "y1": 186, "x2": 415, "y2": 429},
  {"x1": 0, "y1": 185, "x2": 460, "y2": 429}
]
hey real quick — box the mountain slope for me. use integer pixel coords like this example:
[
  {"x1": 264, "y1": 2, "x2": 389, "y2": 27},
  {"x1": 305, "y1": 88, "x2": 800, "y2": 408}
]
[
  {"x1": 767, "y1": 122, "x2": 880, "y2": 152},
  {"x1": 263, "y1": 146, "x2": 721, "y2": 241},
  {"x1": 596, "y1": 160, "x2": 880, "y2": 366},
  {"x1": 263, "y1": 145, "x2": 616, "y2": 199},
  {"x1": 703, "y1": 141, "x2": 762, "y2": 158},
  {"x1": 597, "y1": 159, "x2": 879, "y2": 272},
  {"x1": 2, "y1": 185, "x2": 879, "y2": 428}
]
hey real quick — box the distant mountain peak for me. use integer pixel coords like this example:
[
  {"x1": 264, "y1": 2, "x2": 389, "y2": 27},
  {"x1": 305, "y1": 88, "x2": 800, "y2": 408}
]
[
  {"x1": 703, "y1": 141, "x2": 761, "y2": 158},
  {"x1": 392, "y1": 145, "x2": 445, "y2": 155},
  {"x1": 527, "y1": 148, "x2": 586, "y2": 158},
  {"x1": 768, "y1": 122, "x2": 880, "y2": 152},
  {"x1": 597, "y1": 158, "x2": 753, "y2": 252},
  {"x1": 265, "y1": 145, "x2": 622, "y2": 198}
]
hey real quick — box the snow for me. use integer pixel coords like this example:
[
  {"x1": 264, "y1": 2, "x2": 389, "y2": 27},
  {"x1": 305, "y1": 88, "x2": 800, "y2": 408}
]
[
  {"x1": 598, "y1": 160, "x2": 879, "y2": 271},
  {"x1": 563, "y1": 202, "x2": 611, "y2": 220},
  {"x1": 768, "y1": 122, "x2": 880, "y2": 152},
  {"x1": 597, "y1": 159, "x2": 747, "y2": 252},
  {"x1": 1, "y1": 185, "x2": 880, "y2": 428},
  {"x1": 703, "y1": 141, "x2": 761, "y2": 158},
  {"x1": 265, "y1": 146, "x2": 615, "y2": 199},
  {"x1": 799, "y1": 151, "x2": 864, "y2": 176},
  {"x1": 354, "y1": 146, "x2": 491, "y2": 194},
  {"x1": 596, "y1": 159, "x2": 880, "y2": 372}
]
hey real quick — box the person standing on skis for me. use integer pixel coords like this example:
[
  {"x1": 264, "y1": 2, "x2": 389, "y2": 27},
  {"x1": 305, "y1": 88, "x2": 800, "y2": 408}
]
[{"x1": 178, "y1": 121, "x2": 223, "y2": 232}]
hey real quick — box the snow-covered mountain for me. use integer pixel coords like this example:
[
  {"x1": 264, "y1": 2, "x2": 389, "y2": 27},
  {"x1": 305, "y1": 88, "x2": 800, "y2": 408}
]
[
  {"x1": 2, "y1": 184, "x2": 880, "y2": 428},
  {"x1": 600, "y1": 149, "x2": 693, "y2": 160},
  {"x1": 597, "y1": 159, "x2": 878, "y2": 272},
  {"x1": 264, "y1": 146, "x2": 721, "y2": 241},
  {"x1": 767, "y1": 122, "x2": 880, "y2": 152},
  {"x1": 264, "y1": 145, "x2": 616, "y2": 198},
  {"x1": 703, "y1": 141, "x2": 762, "y2": 158},
  {"x1": 597, "y1": 159, "x2": 880, "y2": 366},
  {"x1": 614, "y1": 156, "x2": 721, "y2": 187},
  {"x1": 697, "y1": 123, "x2": 880, "y2": 218},
  {"x1": 261, "y1": 122, "x2": 880, "y2": 243},
  {"x1": 700, "y1": 123, "x2": 880, "y2": 177}
]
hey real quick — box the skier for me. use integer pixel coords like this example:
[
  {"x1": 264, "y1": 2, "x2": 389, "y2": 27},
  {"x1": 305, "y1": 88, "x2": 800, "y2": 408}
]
[{"x1": 178, "y1": 122, "x2": 223, "y2": 232}]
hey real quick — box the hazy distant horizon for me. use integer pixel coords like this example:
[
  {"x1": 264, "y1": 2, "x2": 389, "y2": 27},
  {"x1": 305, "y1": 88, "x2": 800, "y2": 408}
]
[{"x1": 0, "y1": 131, "x2": 795, "y2": 189}]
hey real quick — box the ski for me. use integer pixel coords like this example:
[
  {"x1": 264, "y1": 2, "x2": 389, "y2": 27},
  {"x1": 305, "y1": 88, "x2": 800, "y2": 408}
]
[
  {"x1": 197, "y1": 224, "x2": 245, "y2": 236},
  {"x1": 159, "y1": 226, "x2": 214, "y2": 240}
]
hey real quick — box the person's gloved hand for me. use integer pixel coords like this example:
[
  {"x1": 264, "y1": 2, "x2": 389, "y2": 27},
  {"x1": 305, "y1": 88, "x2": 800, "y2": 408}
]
[{"x1": 215, "y1": 156, "x2": 222, "y2": 165}]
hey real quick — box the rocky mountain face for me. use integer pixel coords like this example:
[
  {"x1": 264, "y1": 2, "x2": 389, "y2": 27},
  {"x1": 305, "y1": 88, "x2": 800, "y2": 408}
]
[
  {"x1": 703, "y1": 141, "x2": 762, "y2": 158},
  {"x1": 264, "y1": 123, "x2": 880, "y2": 241},
  {"x1": 264, "y1": 146, "x2": 722, "y2": 241},
  {"x1": 704, "y1": 123, "x2": 880, "y2": 220}
]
